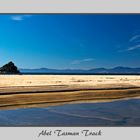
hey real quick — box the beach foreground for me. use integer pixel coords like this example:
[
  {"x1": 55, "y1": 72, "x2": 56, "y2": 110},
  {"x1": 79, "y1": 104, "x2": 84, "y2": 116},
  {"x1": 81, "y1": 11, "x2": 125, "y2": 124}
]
[{"x1": 0, "y1": 75, "x2": 140, "y2": 110}]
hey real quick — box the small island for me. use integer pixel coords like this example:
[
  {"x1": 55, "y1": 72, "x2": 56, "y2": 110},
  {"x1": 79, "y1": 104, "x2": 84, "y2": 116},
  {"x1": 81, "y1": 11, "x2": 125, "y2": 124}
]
[{"x1": 0, "y1": 61, "x2": 20, "y2": 74}]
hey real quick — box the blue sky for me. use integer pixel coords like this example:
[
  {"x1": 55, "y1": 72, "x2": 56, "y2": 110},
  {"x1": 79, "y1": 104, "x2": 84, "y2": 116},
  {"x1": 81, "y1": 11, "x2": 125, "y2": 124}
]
[{"x1": 0, "y1": 14, "x2": 140, "y2": 69}]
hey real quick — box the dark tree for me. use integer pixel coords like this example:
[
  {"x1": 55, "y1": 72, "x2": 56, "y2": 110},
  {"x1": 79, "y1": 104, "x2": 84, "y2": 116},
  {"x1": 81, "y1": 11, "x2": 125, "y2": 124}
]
[{"x1": 0, "y1": 61, "x2": 20, "y2": 74}]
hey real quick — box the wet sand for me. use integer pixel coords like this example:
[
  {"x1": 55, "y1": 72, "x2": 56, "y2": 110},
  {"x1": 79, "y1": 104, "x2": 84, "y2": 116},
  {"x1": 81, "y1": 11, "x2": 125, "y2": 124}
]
[
  {"x1": 0, "y1": 99, "x2": 140, "y2": 126},
  {"x1": 0, "y1": 75, "x2": 140, "y2": 110}
]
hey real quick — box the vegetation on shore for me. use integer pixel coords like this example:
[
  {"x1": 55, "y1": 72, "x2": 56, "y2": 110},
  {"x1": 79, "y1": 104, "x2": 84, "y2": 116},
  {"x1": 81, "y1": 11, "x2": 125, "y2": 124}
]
[{"x1": 0, "y1": 61, "x2": 20, "y2": 74}]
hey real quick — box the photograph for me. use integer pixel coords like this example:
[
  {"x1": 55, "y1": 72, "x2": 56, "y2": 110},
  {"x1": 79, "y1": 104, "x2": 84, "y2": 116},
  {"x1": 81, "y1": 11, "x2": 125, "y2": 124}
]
[{"x1": 0, "y1": 14, "x2": 140, "y2": 126}]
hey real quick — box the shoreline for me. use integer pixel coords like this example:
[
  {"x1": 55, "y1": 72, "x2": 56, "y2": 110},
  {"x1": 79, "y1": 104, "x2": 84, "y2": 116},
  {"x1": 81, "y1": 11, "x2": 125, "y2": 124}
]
[
  {"x1": 0, "y1": 75, "x2": 139, "y2": 110},
  {"x1": 0, "y1": 85, "x2": 139, "y2": 110}
]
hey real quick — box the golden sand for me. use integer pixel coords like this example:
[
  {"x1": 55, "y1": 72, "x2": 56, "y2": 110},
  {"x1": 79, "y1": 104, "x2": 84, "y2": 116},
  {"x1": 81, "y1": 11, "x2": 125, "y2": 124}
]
[
  {"x1": 0, "y1": 75, "x2": 139, "y2": 87},
  {"x1": 0, "y1": 75, "x2": 139, "y2": 110}
]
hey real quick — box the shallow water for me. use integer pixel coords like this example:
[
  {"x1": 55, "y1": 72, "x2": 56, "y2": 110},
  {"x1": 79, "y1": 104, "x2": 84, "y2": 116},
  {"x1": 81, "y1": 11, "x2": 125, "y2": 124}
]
[{"x1": 0, "y1": 99, "x2": 140, "y2": 126}]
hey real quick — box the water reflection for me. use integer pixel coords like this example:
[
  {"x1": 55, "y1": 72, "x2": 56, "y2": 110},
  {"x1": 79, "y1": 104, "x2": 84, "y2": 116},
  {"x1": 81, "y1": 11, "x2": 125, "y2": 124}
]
[{"x1": 0, "y1": 99, "x2": 140, "y2": 126}]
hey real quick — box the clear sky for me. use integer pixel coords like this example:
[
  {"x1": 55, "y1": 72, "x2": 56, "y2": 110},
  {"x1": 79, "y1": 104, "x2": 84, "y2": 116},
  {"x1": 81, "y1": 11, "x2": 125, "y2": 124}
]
[{"x1": 0, "y1": 14, "x2": 140, "y2": 69}]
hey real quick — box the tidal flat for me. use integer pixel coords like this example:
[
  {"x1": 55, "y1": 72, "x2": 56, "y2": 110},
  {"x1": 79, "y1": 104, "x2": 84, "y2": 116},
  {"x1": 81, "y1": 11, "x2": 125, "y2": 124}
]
[
  {"x1": 0, "y1": 99, "x2": 140, "y2": 126},
  {"x1": 0, "y1": 75, "x2": 139, "y2": 126}
]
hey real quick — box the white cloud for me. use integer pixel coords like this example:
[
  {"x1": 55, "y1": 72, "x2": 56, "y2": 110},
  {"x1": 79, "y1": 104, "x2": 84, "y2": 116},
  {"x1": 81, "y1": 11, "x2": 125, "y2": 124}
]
[
  {"x1": 71, "y1": 58, "x2": 94, "y2": 64},
  {"x1": 129, "y1": 34, "x2": 140, "y2": 42},
  {"x1": 127, "y1": 44, "x2": 140, "y2": 51},
  {"x1": 119, "y1": 34, "x2": 140, "y2": 52},
  {"x1": 11, "y1": 15, "x2": 32, "y2": 21}
]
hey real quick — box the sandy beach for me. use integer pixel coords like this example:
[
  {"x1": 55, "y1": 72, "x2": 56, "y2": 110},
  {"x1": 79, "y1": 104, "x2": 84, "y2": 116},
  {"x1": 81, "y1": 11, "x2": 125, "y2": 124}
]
[
  {"x1": 0, "y1": 75, "x2": 140, "y2": 87},
  {"x1": 0, "y1": 75, "x2": 140, "y2": 110}
]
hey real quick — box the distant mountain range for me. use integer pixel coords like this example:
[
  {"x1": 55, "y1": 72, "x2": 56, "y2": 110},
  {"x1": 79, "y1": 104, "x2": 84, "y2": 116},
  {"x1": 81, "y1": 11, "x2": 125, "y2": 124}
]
[{"x1": 20, "y1": 66, "x2": 140, "y2": 74}]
